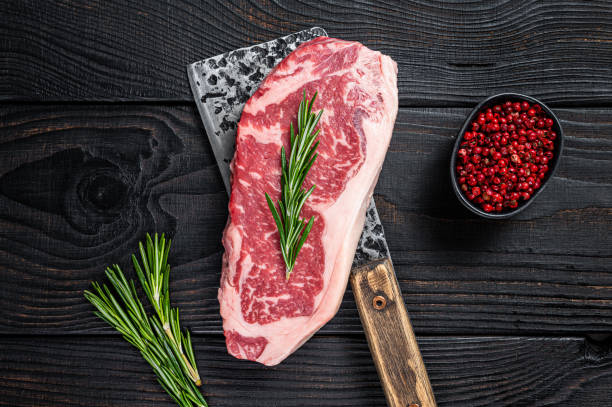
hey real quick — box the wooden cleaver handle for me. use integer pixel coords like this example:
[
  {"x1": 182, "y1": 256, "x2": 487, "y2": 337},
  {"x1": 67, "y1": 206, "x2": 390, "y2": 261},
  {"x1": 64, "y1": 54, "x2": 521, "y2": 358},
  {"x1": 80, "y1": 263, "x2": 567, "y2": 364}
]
[{"x1": 350, "y1": 258, "x2": 436, "y2": 407}]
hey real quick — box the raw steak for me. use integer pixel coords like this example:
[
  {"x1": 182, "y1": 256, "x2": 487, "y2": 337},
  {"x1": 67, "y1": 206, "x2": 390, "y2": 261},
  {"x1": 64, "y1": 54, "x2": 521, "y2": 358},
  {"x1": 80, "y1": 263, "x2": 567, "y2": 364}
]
[{"x1": 219, "y1": 37, "x2": 398, "y2": 366}]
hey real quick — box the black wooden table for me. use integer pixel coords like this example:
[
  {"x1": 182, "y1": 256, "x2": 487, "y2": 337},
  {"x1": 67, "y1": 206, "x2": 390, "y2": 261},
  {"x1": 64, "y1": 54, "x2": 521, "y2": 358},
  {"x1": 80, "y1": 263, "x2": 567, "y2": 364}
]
[{"x1": 1, "y1": 1, "x2": 611, "y2": 406}]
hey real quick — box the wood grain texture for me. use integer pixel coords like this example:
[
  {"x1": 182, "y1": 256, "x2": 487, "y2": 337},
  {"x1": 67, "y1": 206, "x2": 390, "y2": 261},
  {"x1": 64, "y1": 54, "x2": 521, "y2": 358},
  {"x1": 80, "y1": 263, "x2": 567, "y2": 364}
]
[
  {"x1": 2, "y1": 0, "x2": 612, "y2": 104},
  {"x1": 0, "y1": 105, "x2": 610, "y2": 335},
  {"x1": 351, "y1": 259, "x2": 436, "y2": 407},
  {"x1": 1, "y1": 335, "x2": 611, "y2": 406}
]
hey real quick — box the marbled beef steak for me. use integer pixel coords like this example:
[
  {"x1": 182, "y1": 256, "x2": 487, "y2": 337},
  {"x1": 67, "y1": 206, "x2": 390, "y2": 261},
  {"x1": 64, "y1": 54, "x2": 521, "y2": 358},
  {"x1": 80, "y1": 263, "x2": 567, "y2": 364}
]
[{"x1": 219, "y1": 37, "x2": 398, "y2": 366}]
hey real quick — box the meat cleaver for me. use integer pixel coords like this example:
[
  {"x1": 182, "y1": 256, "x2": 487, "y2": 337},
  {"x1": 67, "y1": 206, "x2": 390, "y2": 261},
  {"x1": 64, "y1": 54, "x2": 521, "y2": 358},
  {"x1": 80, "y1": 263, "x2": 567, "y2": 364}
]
[{"x1": 187, "y1": 27, "x2": 436, "y2": 407}]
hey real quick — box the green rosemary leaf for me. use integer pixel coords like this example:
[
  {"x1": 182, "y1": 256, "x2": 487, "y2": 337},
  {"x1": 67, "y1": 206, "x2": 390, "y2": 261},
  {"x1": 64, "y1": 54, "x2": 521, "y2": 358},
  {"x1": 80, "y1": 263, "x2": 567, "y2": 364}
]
[
  {"x1": 184, "y1": 329, "x2": 198, "y2": 369},
  {"x1": 266, "y1": 91, "x2": 323, "y2": 279},
  {"x1": 294, "y1": 216, "x2": 315, "y2": 260},
  {"x1": 266, "y1": 192, "x2": 286, "y2": 241}
]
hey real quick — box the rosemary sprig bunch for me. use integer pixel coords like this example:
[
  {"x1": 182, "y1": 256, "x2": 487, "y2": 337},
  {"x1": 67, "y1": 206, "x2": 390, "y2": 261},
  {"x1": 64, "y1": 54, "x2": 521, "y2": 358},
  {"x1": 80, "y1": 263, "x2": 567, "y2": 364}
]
[
  {"x1": 84, "y1": 233, "x2": 207, "y2": 407},
  {"x1": 266, "y1": 91, "x2": 323, "y2": 280}
]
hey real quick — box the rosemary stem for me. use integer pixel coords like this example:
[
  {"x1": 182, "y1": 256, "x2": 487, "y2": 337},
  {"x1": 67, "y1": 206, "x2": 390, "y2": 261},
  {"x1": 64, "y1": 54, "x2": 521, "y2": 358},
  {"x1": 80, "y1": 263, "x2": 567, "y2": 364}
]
[
  {"x1": 182, "y1": 353, "x2": 202, "y2": 386},
  {"x1": 164, "y1": 324, "x2": 177, "y2": 346},
  {"x1": 164, "y1": 324, "x2": 201, "y2": 386}
]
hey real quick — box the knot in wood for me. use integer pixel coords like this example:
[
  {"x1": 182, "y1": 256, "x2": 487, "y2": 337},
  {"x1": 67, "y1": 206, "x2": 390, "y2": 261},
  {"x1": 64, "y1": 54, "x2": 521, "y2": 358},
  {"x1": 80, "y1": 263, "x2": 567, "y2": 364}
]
[
  {"x1": 83, "y1": 174, "x2": 127, "y2": 211},
  {"x1": 372, "y1": 295, "x2": 386, "y2": 310}
]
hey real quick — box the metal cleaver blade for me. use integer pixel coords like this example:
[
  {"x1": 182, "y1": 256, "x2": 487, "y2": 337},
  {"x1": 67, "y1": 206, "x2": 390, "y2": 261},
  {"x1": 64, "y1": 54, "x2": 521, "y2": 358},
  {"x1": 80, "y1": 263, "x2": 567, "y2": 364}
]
[{"x1": 187, "y1": 27, "x2": 436, "y2": 407}]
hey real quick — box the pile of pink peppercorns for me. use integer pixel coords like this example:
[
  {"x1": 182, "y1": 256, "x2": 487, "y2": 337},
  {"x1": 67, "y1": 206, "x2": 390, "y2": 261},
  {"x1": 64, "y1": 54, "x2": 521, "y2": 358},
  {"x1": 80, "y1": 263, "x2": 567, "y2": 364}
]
[{"x1": 456, "y1": 100, "x2": 557, "y2": 213}]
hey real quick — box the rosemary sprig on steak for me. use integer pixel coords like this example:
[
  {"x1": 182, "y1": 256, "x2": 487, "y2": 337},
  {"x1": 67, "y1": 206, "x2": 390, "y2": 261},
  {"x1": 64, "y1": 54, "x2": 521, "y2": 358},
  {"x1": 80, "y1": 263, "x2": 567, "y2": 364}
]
[
  {"x1": 84, "y1": 233, "x2": 207, "y2": 407},
  {"x1": 266, "y1": 91, "x2": 323, "y2": 280}
]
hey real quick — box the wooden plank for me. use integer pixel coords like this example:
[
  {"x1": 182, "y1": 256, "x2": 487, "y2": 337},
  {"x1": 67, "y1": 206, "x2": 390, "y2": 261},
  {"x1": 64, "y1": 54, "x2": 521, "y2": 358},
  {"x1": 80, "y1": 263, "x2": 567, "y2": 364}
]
[
  {"x1": 1, "y1": 335, "x2": 611, "y2": 406},
  {"x1": 0, "y1": 105, "x2": 610, "y2": 335},
  {"x1": 2, "y1": 0, "x2": 612, "y2": 104}
]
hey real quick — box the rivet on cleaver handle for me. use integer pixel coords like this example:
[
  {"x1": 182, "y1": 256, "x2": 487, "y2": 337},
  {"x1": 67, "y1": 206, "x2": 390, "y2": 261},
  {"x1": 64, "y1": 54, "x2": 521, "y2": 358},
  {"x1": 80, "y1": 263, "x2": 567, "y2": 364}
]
[{"x1": 351, "y1": 258, "x2": 437, "y2": 407}]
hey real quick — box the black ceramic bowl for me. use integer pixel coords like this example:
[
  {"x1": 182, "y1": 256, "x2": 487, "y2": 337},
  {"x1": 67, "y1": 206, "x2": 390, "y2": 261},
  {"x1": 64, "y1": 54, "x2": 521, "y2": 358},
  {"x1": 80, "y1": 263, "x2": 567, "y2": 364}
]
[{"x1": 450, "y1": 93, "x2": 564, "y2": 219}]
